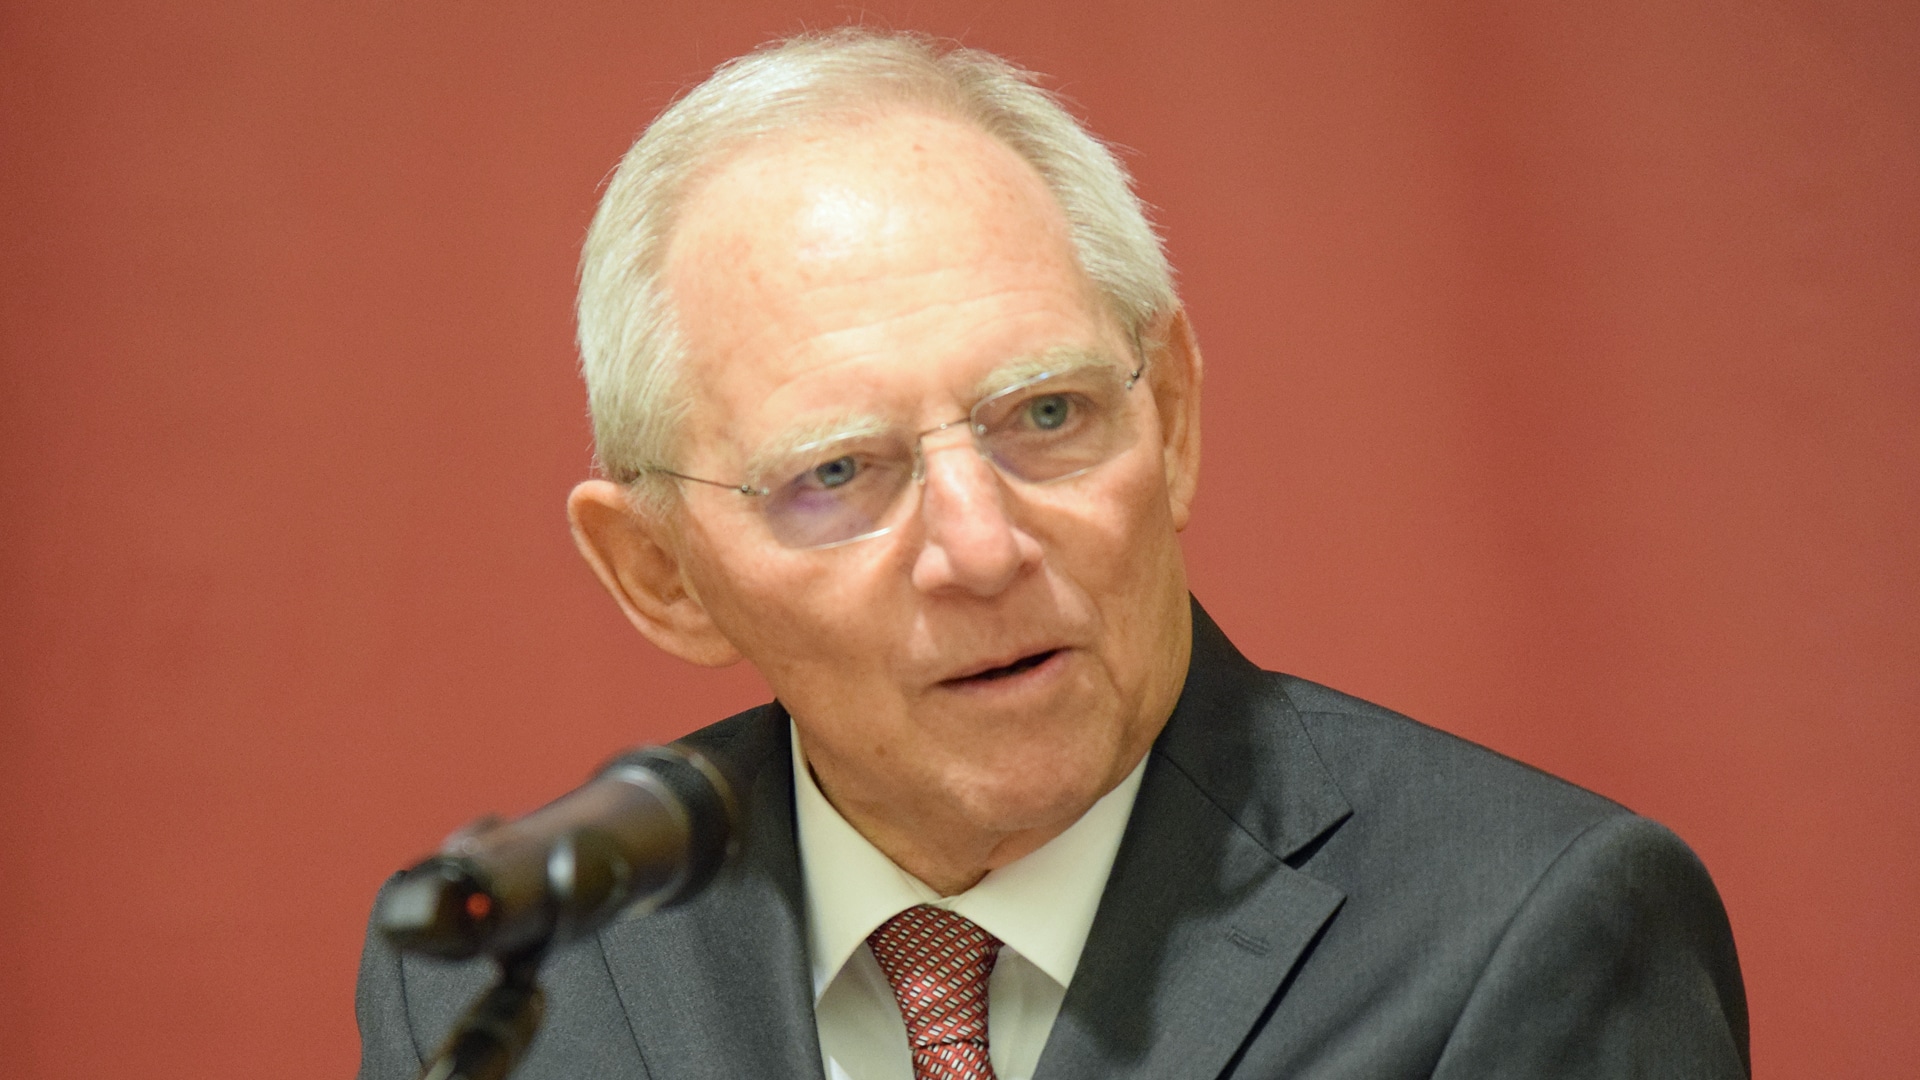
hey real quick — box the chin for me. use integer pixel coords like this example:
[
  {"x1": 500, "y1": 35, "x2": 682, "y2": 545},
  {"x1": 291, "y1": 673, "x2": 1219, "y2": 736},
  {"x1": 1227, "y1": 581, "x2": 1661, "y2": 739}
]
[{"x1": 944, "y1": 748, "x2": 1119, "y2": 837}]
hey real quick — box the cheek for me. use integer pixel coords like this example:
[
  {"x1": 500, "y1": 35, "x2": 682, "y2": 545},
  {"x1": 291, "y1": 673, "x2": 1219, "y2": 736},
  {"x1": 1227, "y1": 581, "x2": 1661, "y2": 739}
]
[
  {"x1": 1047, "y1": 452, "x2": 1187, "y2": 689},
  {"x1": 683, "y1": 533, "x2": 902, "y2": 685},
  {"x1": 1054, "y1": 450, "x2": 1179, "y2": 591}
]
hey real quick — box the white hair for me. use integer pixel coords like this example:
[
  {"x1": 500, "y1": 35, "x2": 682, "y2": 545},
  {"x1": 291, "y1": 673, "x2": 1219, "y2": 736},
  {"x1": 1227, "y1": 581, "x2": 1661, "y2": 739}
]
[{"x1": 575, "y1": 28, "x2": 1177, "y2": 510}]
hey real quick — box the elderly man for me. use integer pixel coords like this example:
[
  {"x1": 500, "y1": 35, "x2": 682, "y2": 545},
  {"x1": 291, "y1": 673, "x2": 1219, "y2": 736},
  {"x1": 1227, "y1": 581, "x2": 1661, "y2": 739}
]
[{"x1": 357, "y1": 29, "x2": 1748, "y2": 1080}]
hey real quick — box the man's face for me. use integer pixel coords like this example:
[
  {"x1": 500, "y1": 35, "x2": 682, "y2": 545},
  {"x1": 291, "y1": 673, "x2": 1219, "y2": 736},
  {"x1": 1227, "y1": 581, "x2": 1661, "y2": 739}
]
[{"x1": 657, "y1": 111, "x2": 1199, "y2": 862}]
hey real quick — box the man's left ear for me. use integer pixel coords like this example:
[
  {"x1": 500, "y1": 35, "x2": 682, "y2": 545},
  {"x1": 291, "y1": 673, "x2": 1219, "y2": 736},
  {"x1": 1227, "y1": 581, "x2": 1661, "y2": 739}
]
[{"x1": 1145, "y1": 307, "x2": 1203, "y2": 530}]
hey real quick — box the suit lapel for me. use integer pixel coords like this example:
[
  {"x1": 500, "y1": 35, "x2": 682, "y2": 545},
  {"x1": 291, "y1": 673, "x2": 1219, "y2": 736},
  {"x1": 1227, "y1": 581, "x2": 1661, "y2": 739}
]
[
  {"x1": 1035, "y1": 602, "x2": 1352, "y2": 1080},
  {"x1": 595, "y1": 706, "x2": 827, "y2": 1080}
]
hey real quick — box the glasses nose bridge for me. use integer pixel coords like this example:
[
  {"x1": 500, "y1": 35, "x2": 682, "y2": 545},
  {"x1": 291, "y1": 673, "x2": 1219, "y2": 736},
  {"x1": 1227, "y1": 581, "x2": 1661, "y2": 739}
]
[{"x1": 908, "y1": 413, "x2": 989, "y2": 482}]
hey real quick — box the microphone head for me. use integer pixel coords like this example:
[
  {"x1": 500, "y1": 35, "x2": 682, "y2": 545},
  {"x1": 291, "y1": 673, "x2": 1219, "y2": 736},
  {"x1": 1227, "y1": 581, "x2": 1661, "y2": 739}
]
[{"x1": 376, "y1": 857, "x2": 495, "y2": 960}]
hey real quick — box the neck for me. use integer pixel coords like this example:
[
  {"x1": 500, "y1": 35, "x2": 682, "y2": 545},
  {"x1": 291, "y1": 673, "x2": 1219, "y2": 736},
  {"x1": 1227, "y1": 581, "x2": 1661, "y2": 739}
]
[{"x1": 856, "y1": 814, "x2": 1060, "y2": 896}]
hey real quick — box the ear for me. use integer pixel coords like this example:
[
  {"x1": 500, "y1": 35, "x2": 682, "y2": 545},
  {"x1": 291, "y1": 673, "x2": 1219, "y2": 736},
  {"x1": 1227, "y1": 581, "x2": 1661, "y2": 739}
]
[
  {"x1": 1145, "y1": 307, "x2": 1204, "y2": 530},
  {"x1": 565, "y1": 480, "x2": 743, "y2": 667}
]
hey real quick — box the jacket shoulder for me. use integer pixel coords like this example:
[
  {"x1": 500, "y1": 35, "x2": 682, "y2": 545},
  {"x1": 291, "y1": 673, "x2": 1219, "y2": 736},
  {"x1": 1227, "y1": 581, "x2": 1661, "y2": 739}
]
[
  {"x1": 1273, "y1": 672, "x2": 1630, "y2": 845},
  {"x1": 1220, "y1": 672, "x2": 1746, "y2": 1075}
]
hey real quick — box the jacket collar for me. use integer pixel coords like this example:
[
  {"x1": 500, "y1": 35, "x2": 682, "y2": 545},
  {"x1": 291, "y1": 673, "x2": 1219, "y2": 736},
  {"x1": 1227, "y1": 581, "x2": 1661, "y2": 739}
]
[{"x1": 1034, "y1": 598, "x2": 1352, "y2": 1080}]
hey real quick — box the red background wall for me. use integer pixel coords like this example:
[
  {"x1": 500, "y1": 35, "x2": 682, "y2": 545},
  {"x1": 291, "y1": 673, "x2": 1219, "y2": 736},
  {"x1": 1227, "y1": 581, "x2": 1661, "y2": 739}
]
[{"x1": 2, "y1": 2, "x2": 1914, "y2": 1076}]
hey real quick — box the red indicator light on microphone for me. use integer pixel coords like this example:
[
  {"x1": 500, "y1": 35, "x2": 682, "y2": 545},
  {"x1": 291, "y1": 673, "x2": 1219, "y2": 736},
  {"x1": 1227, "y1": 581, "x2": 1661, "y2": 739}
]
[{"x1": 465, "y1": 892, "x2": 492, "y2": 921}]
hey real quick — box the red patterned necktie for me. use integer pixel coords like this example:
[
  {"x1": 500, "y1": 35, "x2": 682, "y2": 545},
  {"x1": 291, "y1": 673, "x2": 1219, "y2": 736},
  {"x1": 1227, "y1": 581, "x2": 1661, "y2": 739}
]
[{"x1": 867, "y1": 904, "x2": 1003, "y2": 1080}]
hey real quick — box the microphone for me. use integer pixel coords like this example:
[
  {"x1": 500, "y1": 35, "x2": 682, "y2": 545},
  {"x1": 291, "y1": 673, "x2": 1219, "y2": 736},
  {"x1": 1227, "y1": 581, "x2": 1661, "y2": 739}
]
[{"x1": 376, "y1": 743, "x2": 739, "y2": 962}]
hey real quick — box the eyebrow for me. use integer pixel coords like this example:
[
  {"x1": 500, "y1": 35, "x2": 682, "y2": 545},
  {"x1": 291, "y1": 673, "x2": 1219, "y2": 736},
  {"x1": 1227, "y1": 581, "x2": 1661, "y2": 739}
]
[
  {"x1": 970, "y1": 345, "x2": 1126, "y2": 400},
  {"x1": 739, "y1": 344, "x2": 1128, "y2": 479},
  {"x1": 743, "y1": 411, "x2": 891, "y2": 481}
]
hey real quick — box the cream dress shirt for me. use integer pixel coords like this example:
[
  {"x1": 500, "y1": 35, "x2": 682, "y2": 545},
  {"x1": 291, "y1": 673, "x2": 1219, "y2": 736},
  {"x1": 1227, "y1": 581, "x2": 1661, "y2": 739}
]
[{"x1": 790, "y1": 725, "x2": 1147, "y2": 1080}]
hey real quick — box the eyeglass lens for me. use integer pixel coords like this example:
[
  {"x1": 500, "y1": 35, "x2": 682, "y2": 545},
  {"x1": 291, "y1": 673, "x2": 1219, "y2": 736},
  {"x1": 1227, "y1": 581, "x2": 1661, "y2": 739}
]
[{"x1": 756, "y1": 365, "x2": 1138, "y2": 549}]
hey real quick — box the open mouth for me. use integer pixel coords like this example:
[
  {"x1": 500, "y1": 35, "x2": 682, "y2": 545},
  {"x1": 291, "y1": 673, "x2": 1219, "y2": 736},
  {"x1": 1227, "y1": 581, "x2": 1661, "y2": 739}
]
[{"x1": 953, "y1": 649, "x2": 1061, "y2": 684}]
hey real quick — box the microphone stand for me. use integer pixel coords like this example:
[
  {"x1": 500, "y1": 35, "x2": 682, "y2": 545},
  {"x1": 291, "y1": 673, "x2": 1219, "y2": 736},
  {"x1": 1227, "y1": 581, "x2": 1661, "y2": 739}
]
[{"x1": 418, "y1": 943, "x2": 550, "y2": 1080}]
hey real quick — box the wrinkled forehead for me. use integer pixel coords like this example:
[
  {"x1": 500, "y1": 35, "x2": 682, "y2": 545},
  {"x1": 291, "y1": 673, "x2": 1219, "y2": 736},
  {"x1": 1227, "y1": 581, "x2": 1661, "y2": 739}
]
[{"x1": 661, "y1": 109, "x2": 1113, "y2": 443}]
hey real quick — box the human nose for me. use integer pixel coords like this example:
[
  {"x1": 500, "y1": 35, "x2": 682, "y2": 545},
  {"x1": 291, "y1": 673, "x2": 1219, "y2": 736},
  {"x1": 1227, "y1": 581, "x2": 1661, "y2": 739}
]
[{"x1": 908, "y1": 431, "x2": 1042, "y2": 596}]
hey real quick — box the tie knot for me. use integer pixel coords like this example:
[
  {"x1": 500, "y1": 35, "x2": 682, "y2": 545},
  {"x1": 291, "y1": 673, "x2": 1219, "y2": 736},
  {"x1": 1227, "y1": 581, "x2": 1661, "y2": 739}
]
[{"x1": 867, "y1": 905, "x2": 1002, "y2": 1079}]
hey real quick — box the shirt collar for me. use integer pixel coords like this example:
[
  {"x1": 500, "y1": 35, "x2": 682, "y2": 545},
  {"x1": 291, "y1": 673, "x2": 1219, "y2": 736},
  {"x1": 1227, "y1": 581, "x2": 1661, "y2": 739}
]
[{"x1": 791, "y1": 721, "x2": 1147, "y2": 999}]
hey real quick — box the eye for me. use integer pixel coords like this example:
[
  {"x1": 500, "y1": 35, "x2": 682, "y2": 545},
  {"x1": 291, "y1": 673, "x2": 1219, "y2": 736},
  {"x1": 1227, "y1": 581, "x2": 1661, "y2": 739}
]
[
  {"x1": 1025, "y1": 393, "x2": 1072, "y2": 431},
  {"x1": 809, "y1": 455, "x2": 859, "y2": 489}
]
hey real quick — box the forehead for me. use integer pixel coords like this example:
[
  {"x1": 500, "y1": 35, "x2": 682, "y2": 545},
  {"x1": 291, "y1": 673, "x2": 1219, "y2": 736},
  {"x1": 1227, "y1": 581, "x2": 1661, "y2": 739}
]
[{"x1": 662, "y1": 110, "x2": 1112, "y2": 446}]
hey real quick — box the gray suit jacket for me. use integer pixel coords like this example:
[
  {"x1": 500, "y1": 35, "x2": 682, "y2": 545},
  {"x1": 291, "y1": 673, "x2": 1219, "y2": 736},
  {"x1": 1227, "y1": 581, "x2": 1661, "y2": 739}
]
[{"x1": 357, "y1": 602, "x2": 1749, "y2": 1078}]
